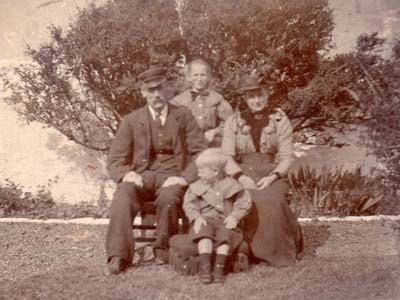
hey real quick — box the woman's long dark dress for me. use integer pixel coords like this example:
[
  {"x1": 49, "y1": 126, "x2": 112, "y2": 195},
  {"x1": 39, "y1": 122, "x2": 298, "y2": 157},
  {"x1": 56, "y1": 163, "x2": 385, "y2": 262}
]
[{"x1": 222, "y1": 110, "x2": 303, "y2": 266}]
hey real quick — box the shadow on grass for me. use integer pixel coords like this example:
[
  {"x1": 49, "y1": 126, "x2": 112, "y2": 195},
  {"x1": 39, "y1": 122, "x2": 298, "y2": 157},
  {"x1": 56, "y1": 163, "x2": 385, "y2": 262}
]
[{"x1": 299, "y1": 223, "x2": 331, "y2": 259}]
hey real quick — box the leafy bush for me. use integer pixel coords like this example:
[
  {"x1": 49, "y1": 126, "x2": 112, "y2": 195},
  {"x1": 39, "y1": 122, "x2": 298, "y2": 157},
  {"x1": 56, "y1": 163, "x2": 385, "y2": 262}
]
[
  {"x1": 0, "y1": 179, "x2": 55, "y2": 218},
  {"x1": 306, "y1": 34, "x2": 400, "y2": 214},
  {"x1": 288, "y1": 165, "x2": 385, "y2": 217},
  {"x1": 0, "y1": 166, "x2": 387, "y2": 219},
  {"x1": 355, "y1": 37, "x2": 400, "y2": 214},
  {"x1": 2, "y1": 0, "x2": 183, "y2": 151},
  {"x1": 0, "y1": 179, "x2": 109, "y2": 219},
  {"x1": 2, "y1": 0, "x2": 362, "y2": 152},
  {"x1": 51, "y1": 202, "x2": 109, "y2": 219},
  {"x1": 179, "y1": 0, "x2": 333, "y2": 102},
  {"x1": 2, "y1": 0, "x2": 398, "y2": 214}
]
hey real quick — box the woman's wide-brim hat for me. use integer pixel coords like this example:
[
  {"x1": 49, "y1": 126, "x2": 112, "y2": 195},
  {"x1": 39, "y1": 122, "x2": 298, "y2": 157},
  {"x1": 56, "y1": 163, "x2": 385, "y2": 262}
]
[{"x1": 237, "y1": 73, "x2": 269, "y2": 92}]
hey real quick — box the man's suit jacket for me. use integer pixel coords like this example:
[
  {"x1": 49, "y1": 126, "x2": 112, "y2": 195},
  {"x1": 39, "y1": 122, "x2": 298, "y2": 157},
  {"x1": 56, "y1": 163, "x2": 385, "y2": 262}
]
[{"x1": 107, "y1": 104, "x2": 206, "y2": 184}]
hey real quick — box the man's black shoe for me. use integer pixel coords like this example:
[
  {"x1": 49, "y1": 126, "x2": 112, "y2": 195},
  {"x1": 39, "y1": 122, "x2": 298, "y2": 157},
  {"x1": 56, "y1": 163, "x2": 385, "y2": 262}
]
[
  {"x1": 154, "y1": 248, "x2": 169, "y2": 265},
  {"x1": 105, "y1": 256, "x2": 126, "y2": 275}
]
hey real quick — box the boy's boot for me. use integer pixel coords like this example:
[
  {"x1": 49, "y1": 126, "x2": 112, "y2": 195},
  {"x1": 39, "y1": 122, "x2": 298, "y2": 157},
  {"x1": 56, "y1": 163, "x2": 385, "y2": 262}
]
[
  {"x1": 198, "y1": 253, "x2": 212, "y2": 284},
  {"x1": 213, "y1": 254, "x2": 228, "y2": 283}
]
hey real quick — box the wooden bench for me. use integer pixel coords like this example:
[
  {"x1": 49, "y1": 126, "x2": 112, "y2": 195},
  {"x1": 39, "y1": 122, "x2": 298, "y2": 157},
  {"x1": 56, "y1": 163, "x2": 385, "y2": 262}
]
[{"x1": 133, "y1": 202, "x2": 188, "y2": 242}]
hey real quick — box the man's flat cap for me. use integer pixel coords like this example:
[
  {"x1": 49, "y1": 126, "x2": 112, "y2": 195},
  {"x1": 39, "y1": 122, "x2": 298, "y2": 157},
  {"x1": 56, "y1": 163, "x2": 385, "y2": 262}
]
[{"x1": 138, "y1": 67, "x2": 167, "y2": 89}]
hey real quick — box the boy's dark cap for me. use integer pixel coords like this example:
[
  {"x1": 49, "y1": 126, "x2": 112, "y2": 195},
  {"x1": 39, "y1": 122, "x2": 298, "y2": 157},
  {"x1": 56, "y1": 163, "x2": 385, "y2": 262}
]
[
  {"x1": 138, "y1": 67, "x2": 167, "y2": 89},
  {"x1": 237, "y1": 73, "x2": 268, "y2": 92}
]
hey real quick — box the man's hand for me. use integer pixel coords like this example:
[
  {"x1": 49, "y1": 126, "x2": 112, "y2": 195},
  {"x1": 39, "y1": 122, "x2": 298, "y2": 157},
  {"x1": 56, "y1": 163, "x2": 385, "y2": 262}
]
[
  {"x1": 238, "y1": 175, "x2": 257, "y2": 190},
  {"x1": 224, "y1": 216, "x2": 238, "y2": 229},
  {"x1": 122, "y1": 171, "x2": 143, "y2": 187},
  {"x1": 256, "y1": 175, "x2": 277, "y2": 190},
  {"x1": 193, "y1": 217, "x2": 207, "y2": 234},
  {"x1": 162, "y1": 176, "x2": 188, "y2": 188}
]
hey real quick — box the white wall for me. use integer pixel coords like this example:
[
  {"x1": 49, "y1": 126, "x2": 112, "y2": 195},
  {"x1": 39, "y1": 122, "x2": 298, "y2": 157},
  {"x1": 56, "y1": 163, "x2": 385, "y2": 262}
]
[
  {"x1": 0, "y1": 0, "x2": 113, "y2": 204},
  {"x1": 330, "y1": 0, "x2": 400, "y2": 56}
]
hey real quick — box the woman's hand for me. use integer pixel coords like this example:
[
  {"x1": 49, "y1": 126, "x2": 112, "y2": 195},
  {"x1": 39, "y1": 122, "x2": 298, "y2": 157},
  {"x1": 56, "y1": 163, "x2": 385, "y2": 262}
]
[
  {"x1": 193, "y1": 217, "x2": 207, "y2": 234},
  {"x1": 256, "y1": 175, "x2": 277, "y2": 190},
  {"x1": 238, "y1": 175, "x2": 258, "y2": 190}
]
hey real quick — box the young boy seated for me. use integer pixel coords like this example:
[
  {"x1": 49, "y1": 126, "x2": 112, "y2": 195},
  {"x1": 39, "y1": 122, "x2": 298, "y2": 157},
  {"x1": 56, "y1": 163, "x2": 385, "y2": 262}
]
[
  {"x1": 183, "y1": 148, "x2": 251, "y2": 284},
  {"x1": 170, "y1": 59, "x2": 233, "y2": 146}
]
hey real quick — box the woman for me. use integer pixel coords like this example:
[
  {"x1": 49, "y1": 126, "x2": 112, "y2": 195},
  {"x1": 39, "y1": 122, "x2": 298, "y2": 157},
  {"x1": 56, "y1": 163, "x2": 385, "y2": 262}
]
[{"x1": 222, "y1": 73, "x2": 303, "y2": 266}]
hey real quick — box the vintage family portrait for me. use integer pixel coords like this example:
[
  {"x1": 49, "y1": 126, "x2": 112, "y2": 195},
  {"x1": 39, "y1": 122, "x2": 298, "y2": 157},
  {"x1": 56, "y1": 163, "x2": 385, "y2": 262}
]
[{"x1": 0, "y1": 0, "x2": 399, "y2": 299}]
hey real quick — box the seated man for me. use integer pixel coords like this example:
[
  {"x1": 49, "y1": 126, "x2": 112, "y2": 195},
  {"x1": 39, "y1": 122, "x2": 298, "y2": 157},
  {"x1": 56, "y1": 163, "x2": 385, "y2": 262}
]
[{"x1": 105, "y1": 67, "x2": 206, "y2": 275}]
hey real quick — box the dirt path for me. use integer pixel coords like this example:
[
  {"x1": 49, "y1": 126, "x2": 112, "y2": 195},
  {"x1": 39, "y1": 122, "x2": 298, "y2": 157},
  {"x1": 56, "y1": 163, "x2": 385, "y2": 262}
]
[{"x1": 0, "y1": 220, "x2": 399, "y2": 300}]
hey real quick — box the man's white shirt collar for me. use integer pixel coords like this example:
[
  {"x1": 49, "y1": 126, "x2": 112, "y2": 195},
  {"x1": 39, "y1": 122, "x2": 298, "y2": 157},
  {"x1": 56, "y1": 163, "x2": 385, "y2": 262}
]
[{"x1": 148, "y1": 104, "x2": 168, "y2": 125}]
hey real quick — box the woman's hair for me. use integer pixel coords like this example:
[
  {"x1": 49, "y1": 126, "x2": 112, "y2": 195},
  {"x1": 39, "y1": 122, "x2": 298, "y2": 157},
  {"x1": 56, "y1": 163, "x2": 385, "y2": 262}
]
[{"x1": 195, "y1": 148, "x2": 229, "y2": 171}]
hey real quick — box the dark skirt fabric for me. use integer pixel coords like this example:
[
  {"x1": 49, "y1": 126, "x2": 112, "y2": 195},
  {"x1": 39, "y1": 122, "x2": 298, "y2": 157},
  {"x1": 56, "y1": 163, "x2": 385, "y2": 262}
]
[{"x1": 238, "y1": 153, "x2": 303, "y2": 266}]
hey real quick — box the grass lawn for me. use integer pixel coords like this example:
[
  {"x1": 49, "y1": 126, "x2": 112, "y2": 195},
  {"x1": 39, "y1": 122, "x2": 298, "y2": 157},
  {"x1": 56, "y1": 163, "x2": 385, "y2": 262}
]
[{"x1": 1, "y1": 220, "x2": 399, "y2": 300}]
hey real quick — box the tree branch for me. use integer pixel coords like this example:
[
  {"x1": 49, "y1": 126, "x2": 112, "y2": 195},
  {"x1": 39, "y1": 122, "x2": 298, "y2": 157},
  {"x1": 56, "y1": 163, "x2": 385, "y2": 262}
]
[
  {"x1": 355, "y1": 57, "x2": 385, "y2": 102},
  {"x1": 383, "y1": 145, "x2": 400, "y2": 150},
  {"x1": 372, "y1": 119, "x2": 400, "y2": 135}
]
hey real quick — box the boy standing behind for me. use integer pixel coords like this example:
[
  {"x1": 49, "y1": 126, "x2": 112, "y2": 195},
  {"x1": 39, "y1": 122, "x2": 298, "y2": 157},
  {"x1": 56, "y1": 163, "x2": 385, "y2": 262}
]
[
  {"x1": 170, "y1": 59, "x2": 233, "y2": 146},
  {"x1": 183, "y1": 148, "x2": 251, "y2": 284}
]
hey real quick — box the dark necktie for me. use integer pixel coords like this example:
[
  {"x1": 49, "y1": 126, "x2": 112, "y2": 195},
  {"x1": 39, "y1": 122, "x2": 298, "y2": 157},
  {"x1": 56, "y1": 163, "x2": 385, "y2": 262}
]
[
  {"x1": 154, "y1": 112, "x2": 162, "y2": 128},
  {"x1": 190, "y1": 90, "x2": 210, "y2": 101}
]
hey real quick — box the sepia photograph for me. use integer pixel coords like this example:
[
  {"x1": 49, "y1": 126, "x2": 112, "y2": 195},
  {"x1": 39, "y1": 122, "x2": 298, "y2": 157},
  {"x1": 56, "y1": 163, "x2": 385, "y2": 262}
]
[{"x1": 0, "y1": 0, "x2": 399, "y2": 299}]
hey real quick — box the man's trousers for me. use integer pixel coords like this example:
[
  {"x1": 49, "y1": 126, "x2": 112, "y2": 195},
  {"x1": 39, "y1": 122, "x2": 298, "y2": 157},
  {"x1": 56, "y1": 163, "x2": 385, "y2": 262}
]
[{"x1": 106, "y1": 170, "x2": 186, "y2": 263}]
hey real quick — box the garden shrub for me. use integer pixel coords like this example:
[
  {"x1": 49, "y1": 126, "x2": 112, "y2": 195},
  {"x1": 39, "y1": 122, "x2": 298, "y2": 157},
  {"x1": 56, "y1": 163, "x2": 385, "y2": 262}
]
[
  {"x1": 0, "y1": 179, "x2": 55, "y2": 218},
  {"x1": 308, "y1": 34, "x2": 400, "y2": 214},
  {"x1": 2, "y1": 0, "x2": 358, "y2": 152},
  {"x1": 3, "y1": 0, "x2": 184, "y2": 151},
  {"x1": 0, "y1": 179, "x2": 109, "y2": 219},
  {"x1": 0, "y1": 165, "x2": 387, "y2": 219},
  {"x1": 1, "y1": 0, "x2": 398, "y2": 215},
  {"x1": 288, "y1": 165, "x2": 385, "y2": 217}
]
